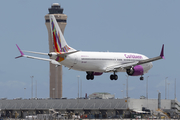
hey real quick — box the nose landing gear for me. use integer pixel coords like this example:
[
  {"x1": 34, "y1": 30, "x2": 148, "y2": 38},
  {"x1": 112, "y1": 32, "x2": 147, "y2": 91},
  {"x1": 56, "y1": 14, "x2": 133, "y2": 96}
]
[{"x1": 140, "y1": 75, "x2": 144, "y2": 80}]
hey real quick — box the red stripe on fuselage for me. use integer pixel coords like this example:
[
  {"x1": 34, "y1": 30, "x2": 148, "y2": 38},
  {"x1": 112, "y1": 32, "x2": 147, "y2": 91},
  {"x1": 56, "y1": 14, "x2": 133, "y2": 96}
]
[{"x1": 53, "y1": 32, "x2": 59, "y2": 52}]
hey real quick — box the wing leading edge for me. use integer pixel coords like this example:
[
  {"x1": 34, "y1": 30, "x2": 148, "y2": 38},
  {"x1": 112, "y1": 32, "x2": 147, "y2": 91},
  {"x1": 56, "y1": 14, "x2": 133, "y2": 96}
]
[{"x1": 105, "y1": 44, "x2": 165, "y2": 72}]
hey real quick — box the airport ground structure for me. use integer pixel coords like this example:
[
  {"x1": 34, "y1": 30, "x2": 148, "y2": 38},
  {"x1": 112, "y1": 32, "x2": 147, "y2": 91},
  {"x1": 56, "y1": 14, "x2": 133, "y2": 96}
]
[{"x1": 0, "y1": 98, "x2": 179, "y2": 119}]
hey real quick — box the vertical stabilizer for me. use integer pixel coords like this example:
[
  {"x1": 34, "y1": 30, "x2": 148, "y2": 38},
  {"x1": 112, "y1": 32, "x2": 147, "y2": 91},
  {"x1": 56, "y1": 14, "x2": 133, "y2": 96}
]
[{"x1": 49, "y1": 15, "x2": 75, "y2": 53}]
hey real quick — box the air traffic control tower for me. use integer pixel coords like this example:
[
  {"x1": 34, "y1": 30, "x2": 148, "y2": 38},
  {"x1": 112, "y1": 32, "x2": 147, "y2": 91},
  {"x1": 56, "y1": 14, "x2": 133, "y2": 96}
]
[{"x1": 45, "y1": 3, "x2": 67, "y2": 98}]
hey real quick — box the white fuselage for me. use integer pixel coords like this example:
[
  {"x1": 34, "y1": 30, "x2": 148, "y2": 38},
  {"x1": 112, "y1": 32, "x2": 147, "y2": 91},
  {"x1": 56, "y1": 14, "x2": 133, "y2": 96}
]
[{"x1": 60, "y1": 51, "x2": 153, "y2": 74}]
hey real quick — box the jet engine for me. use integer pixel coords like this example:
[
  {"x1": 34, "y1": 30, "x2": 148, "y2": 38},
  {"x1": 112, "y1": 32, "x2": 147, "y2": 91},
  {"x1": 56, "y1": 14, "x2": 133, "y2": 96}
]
[
  {"x1": 126, "y1": 65, "x2": 144, "y2": 76},
  {"x1": 48, "y1": 52, "x2": 58, "y2": 59}
]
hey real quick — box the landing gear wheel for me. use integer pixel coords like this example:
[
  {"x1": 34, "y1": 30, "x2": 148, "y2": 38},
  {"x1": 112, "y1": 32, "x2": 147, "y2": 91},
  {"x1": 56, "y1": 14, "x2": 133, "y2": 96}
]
[
  {"x1": 110, "y1": 74, "x2": 118, "y2": 80},
  {"x1": 110, "y1": 75, "x2": 114, "y2": 80},
  {"x1": 114, "y1": 75, "x2": 118, "y2": 80},
  {"x1": 86, "y1": 74, "x2": 94, "y2": 80},
  {"x1": 90, "y1": 75, "x2": 94, "y2": 80},
  {"x1": 140, "y1": 76, "x2": 144, "y2": 80},
  {"x1": 86, "y1": 75, "x2": 90, "y2": 80}
]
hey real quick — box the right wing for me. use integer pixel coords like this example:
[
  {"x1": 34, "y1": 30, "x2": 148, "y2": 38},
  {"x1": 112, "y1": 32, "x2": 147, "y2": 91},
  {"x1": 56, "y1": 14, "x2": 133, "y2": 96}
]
[
  {"x1": 15, "y1": 44, "x2": 61, "y2": 67},
  {"x1": 105, "y1": 44, "x2": 164, "y2": 72}
]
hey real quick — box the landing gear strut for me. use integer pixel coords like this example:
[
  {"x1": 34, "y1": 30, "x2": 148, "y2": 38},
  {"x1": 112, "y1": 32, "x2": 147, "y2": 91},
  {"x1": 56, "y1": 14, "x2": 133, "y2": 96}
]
[
  {"x1": 110, "y1": 72, "x2": 118, "y2": 80},
  {"x1": 140, "y1": 75, "x2": 144, "y2": 80},
  {"x1": 86, "y1": 72, "x2": 94, "y2": 80}
]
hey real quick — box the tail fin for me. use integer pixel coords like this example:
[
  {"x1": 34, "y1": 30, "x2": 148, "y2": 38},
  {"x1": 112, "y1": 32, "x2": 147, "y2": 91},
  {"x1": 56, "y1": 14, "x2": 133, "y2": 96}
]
[{"x1": 49, "y1": 15, "x2": 76, "y2": 53}]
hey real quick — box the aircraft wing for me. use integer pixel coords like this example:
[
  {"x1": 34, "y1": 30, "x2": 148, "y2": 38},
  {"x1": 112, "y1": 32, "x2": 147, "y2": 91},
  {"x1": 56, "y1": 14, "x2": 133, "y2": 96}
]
[
  {"x1": 15, "y1": 44, "x2": 61, "y2": 66},
  {"x1": 22, "y1": 50, "x2": 48, "y2": 55},
  {"x1": 23, "y1": 50, "x2": 79, "y2": 57},
  {"x1": 105, "y1": 62, "x2": 139, "y2": 72},
  {"x1": 105, "y1": 44, "x2": 164, "y2": 72}
]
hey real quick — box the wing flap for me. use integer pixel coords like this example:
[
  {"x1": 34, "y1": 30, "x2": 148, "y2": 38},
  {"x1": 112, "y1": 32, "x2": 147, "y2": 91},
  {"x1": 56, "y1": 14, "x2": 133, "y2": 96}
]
[{"x1": 105, "y1": 62, "x2": 138, "y2": 72}]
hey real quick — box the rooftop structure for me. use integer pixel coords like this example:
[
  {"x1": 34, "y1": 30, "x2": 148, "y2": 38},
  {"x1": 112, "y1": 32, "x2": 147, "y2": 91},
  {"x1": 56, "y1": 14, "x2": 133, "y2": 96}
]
[
  {"x1": 89, "y1": 92, "x2": 115, "y2": 99},
  {"x1": 0, "y1": 98, "x2": 179, "y2": 118},
  {"x1": 48, "y1": 3, "x2": 64, "y2": 14}
]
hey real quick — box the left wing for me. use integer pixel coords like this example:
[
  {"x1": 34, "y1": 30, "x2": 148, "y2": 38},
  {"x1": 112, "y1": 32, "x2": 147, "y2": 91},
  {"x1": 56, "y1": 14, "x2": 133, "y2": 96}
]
[
  {"x1": 15, "y1": 44, "x2": 61, "y2": 67},
  {"x1": 105, "y1": 44, "x2": 164, "y2": 72},
  {"x1": 23, "y1": 50, "x2": 79, "y2": 58}
]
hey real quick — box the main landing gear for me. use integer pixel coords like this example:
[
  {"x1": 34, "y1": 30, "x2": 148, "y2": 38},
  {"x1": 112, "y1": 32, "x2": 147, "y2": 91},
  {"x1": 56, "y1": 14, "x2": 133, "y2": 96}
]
[
  {"x1": 86, "y1": 72, "x2": 94, "y2": 80},
  {"x1": 110, "y1": 72, "x2": 118, "y2": 80}
]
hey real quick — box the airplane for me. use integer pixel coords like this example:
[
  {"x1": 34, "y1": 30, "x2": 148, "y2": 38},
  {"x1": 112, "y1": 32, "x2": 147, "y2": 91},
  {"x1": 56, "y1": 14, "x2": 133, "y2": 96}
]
[{"x1": 16, "y1": 15, "x2": 165, "y2": 81}]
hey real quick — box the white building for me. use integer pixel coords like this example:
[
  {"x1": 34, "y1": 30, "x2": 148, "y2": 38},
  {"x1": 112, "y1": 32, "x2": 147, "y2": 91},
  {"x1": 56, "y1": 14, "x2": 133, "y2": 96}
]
[{"x1": 88, "y1": 92, "x2": 115, "y2": 99}]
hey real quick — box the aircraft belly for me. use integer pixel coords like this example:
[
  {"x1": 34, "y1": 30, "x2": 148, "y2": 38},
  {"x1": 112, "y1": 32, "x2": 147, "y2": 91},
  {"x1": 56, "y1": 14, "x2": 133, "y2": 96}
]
[
  {"x1": 73, "y1": 61, "x2": 105, "y2": 72},
  {"x1": 61, "y1": 59, "x2": 74, "y2": 68}
]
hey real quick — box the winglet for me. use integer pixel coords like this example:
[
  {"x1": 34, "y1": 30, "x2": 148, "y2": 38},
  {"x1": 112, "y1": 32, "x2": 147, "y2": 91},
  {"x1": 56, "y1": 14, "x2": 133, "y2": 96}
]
[
  {"x1": 160, "y1": 44, "x2": 165, "y2": 59},
  {"x1": 15, "y1": 44, "x2": 24, "y2": 59}
]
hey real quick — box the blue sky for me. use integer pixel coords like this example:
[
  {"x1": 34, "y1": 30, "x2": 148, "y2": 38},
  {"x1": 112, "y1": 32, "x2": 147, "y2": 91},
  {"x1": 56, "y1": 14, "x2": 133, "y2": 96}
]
[{"x1": 0, "y1": 1, "x2": 179, "y2": 101}]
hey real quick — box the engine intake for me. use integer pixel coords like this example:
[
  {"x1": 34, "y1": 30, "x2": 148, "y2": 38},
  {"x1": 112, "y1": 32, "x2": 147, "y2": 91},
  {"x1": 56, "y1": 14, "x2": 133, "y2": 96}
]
[
  {"x1": 48, "y1": 52, "x2": 58, "y2": 59},
  {"x1": 126, "y1": 65, "x2": 144, "y2": 76}
]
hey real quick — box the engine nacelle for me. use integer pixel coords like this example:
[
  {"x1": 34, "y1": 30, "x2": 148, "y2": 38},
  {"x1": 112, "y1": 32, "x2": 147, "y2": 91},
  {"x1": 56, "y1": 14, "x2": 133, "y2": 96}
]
[
  {"x1": 48, "y1": 52, "x2": 58, "y2": 59},
  {"x1": 126, "y1": 65, "x2": 144, "y2": 76}
]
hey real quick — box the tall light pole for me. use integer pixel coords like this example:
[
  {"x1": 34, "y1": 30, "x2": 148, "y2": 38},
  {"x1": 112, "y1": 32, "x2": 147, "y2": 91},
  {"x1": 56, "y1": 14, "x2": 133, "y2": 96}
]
[
  {"x1": 168, "y1": 83, "x2": 170, "y2": 99},
  {"x1": 30, "y1": 76, "x2": 34, "y2": 99},
  {"x1": 77, "y1": 75, "x2": 80, "y2": 99},
  {"x1": 123, "y1": 84, "x2": 125, "y2": 98},
  {"x1": 36, "y1": 80, "x2": 37, "y2": 98},
  {"x1": 24, "y1": 88, "x2": 26, "y2": 99},
  {"x1": 126, "y1": 75, "x2": 128, "y2": 98},
  {"x1": 175, "y1": 78, "x2": 176, "y2": 100},
  {"x1": 146, "y1": 76, "x2": 149, "y2": 99},
  {"x1": 80, "y1": 79, "x2": 82, "y2": 98},
  {"x1": 165, "y1": 77, "x2": 168, "y2": 99}
]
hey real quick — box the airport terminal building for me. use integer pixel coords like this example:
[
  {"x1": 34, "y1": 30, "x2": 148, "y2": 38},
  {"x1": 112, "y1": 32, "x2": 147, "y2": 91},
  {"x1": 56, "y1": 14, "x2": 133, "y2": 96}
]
[{"x1": 0, "y1": 97, "x2": 179, "y2": 119}]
